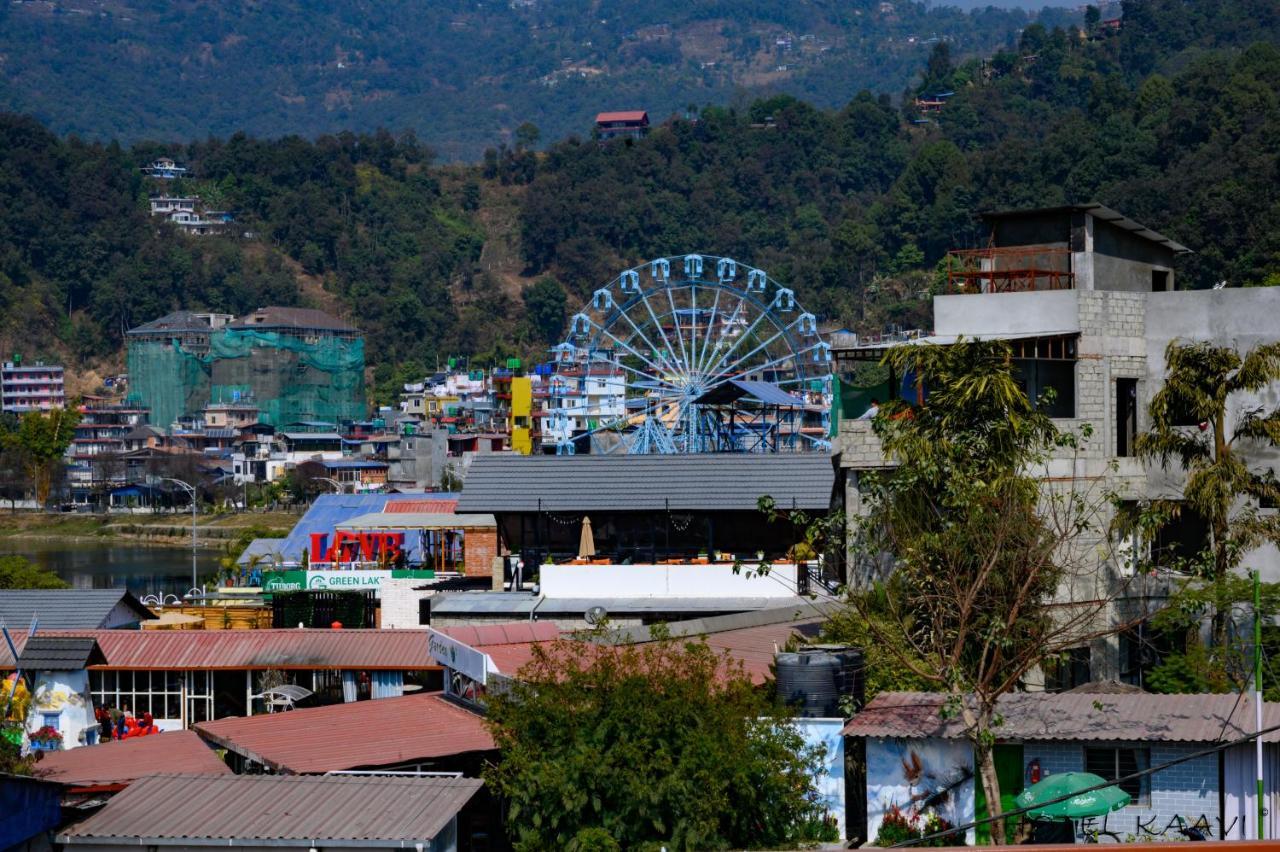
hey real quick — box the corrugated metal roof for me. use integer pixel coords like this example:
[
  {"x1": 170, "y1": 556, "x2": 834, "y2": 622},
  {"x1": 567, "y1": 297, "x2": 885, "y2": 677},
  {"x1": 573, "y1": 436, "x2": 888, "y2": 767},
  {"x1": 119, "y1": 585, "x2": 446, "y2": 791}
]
[
  {"x1": 339, "y1": 512, "x2": 495, "y2": 529},
  {"x1": 596, "y1": 110, "x2": 648, "y2": 123},
  {"x1": 58, "y1": 773, "x2": 482, "y2": 846},
  {"x1": 695, "y1": 379, "x2": 807, "y2": 407},
  {"x1": 272, "y1": 493, "x2": 443, "y2": 563},
  {"x1": 842, "y1": 691, "x2": 1280, "y2": 743},
  {"x1": 383, "y1": 498, "x2": 458, "y2": 514},
  {"x1": 34, "y1": 730, "x2": 231, "y2": 787},
  {"x1": 3, "y1": 629, "x2": 439, "y2": 671},
  {"x1": 456, "y1": 453, "x2": 835, "y2": 513},
  {"x1": 195, "y1": 692, "x2": 494, "y2": 773},
  {"x1": 0, "y1": 589, "x2": 154, "y2": 630},
  {"x1": 17, "y1": 637, "x2": 106, "y2": 671},
  {"x1": 981, "y1": 203, "x2": 1192, "y2": 254}
]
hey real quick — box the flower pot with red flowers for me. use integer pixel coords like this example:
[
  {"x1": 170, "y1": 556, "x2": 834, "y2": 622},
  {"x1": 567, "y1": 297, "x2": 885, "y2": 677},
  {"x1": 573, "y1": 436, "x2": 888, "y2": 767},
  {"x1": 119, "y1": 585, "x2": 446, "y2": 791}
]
[{"x1": 29, "y1": 725, "x2": 63, "y2": 751}]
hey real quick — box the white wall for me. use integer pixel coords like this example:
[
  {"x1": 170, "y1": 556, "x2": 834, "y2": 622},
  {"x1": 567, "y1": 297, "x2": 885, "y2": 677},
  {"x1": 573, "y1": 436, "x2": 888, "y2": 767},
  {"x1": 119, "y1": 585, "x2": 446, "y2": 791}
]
[
  {"x1": 539, "y1": 562, "x2": 800, "y2": 599},
  {"x1": 27, "y1": 670, "x2": 96, "y2": 749}
]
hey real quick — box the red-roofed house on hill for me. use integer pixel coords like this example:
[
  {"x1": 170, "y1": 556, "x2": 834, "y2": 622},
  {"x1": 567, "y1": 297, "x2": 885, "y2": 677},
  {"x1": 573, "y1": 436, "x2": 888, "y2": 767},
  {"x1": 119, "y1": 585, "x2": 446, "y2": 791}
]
[{"x1": 595, "y1": 110, "x2": 649, "y2": 141}]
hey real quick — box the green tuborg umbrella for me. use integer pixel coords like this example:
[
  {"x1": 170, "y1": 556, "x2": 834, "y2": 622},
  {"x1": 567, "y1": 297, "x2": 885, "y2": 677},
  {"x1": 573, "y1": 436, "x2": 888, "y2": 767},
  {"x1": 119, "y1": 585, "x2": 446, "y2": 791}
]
[{"x1": 1015, "y1": 772, "x2": 1132, "y2": 821}]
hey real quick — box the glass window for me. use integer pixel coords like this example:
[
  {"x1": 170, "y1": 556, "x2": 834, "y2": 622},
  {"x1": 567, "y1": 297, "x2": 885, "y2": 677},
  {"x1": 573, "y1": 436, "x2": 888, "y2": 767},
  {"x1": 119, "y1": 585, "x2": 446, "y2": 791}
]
[
  {"x1": 1084, "y1": 746, "x2": 1150, "y2": 804},
  {"x1": 90, "y1": 668, "x2": 184, "y2": 721}
]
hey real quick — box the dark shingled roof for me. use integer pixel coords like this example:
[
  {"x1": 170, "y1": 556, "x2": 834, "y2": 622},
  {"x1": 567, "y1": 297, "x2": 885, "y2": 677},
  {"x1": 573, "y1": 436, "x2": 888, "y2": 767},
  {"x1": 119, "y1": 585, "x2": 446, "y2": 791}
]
[
  {"x1": 456, "y1": 453, "x2": 836, "y2": 513},
  {"x1": 0, "y1": 589, "x2": 154, "y2": 630},
  {"x1": 59, "y1": 773, "x2": 483, "y2": 846},
  {"x1": 228, "y1": 306, "x2": 357, "y2": 333},
  {"x1": 125, "y1": 310, "x2": 218, "y2": 336},
  {"x1": 17, "y1": 636, "x2": 107, "y2": 671}
]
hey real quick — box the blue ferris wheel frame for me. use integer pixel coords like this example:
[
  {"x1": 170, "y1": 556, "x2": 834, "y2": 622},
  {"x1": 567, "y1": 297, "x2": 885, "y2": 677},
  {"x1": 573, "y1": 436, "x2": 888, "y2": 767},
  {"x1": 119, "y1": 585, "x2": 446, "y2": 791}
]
[{"x1": 548, "y1": 254, "x2": 833, "y2": 455}]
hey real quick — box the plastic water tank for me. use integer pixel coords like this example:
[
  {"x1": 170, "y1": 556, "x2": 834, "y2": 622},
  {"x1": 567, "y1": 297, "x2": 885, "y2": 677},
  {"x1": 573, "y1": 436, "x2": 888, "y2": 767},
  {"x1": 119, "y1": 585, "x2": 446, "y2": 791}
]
[{"x1": 775, "y1": 646, "x2": 865, "y2": 718}]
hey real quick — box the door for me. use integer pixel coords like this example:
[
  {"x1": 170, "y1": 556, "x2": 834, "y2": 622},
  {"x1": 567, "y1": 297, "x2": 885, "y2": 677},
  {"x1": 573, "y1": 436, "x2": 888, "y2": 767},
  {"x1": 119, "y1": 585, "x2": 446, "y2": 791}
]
[
  {"x1": 975, "y1": 744, "x2": 1024, "y2": 845},
  {"x1": 1117, "y1": 378, "x2": 1138, "y2": 457}
]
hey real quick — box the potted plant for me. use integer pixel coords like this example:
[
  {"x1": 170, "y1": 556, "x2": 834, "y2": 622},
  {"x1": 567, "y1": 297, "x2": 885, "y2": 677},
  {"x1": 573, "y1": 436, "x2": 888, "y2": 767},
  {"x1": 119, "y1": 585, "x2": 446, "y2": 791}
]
[{"x1": 29, "y1": 725, "x2": 63, "y2": 751}]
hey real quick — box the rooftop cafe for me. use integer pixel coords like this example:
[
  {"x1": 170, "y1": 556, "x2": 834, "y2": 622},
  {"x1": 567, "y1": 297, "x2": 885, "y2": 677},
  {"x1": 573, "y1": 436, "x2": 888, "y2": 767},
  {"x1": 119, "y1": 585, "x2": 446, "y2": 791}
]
[{"x1": 455, "y1": 453, "x2": 837, "y2": 592}]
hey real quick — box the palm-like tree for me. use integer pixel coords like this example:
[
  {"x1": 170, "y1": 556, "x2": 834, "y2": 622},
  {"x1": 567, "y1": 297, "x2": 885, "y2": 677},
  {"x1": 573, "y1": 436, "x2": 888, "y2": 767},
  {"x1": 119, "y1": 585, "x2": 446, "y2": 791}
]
[{"x1": 1137, "y1": 340, "x2": 1280, "y2": 648}]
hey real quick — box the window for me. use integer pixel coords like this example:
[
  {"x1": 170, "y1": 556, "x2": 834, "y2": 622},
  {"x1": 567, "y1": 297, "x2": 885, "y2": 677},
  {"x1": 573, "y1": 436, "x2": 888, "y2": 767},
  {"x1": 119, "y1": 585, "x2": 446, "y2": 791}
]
[
  {"x1": 1152, "y1": 270, "x2": 1169, "y2": 292},
  {"x1": 419, "y1": 597, "x2": 432, "y2": 625},
  {"x1": 1011, "y1": 336, "x2": 1077, "y2": 418},
  {"x1": 90, "y1": 670, "x2": 182, "y2": 720},
  {"x1": 1119, "y1": 622, "x2": 1181, "y2": 688},
  {"x1": 1044, "y1": 646, "x2": 1092, "y2": 692},
  {"x1": 187, "y1": 671, "x2": 213, "y2": 725},
  {"x1": 1152, "y1": 504, "x2": 1210, "y2": 572},
  {"x1": 1084, "y1": 746, "x2": 1150, "y2": 804},
  {"x1": 1116, "y1": 378, "x2": 1138, "y2": 457}
]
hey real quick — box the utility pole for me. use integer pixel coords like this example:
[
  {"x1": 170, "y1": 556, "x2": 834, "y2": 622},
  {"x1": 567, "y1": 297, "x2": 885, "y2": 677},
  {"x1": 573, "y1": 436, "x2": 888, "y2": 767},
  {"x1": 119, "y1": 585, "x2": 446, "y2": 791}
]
[{"x1": 1256, "y1": 568, "x2": 1265, "y2": 840}]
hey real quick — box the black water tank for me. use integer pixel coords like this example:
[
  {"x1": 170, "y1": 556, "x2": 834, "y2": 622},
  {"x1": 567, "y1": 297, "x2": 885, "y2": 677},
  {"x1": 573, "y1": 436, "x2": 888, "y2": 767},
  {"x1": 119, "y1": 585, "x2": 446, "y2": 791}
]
[{"x1": 775, "y1": 646, "x2": 865, "y2": 718}]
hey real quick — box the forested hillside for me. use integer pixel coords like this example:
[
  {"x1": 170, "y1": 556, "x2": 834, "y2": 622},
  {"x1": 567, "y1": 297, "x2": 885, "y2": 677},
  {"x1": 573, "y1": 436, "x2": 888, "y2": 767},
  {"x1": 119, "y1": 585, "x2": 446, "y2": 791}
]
[
  {"x1": 0, "y1": 0, "x2": 1277, "y2": 404},
  {"x1": 0, "y1": 0, "x2": 1078, "y2": 160}
]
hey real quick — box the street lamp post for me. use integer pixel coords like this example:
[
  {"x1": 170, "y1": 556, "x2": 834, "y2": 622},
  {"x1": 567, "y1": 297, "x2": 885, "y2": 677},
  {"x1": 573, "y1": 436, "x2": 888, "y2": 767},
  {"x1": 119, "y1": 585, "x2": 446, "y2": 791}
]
[{"x1": 161, "y1": 477, "x2": 198, "y2": 596}]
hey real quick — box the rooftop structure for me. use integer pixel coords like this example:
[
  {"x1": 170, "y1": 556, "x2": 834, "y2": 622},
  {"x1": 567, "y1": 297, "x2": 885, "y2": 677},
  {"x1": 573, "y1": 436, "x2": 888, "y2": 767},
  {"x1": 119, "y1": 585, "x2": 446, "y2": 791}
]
[
  {"x1": 595, "y1": 109, "x2": 650, "y2": 141},
  {"x1": 945, "y1": 202, "x2": 1190, "y2": 295},
  {"x1": 1, "y1": 359, "x2": 66, "y2": 413},
  {"x1": 0, "y1": 589, "x2": 154, "y2": 630},
  {"x1": 844, "y1": 691, "x2": 1280, "y2": 743},
  {"x1": 140, "y1": 158, "x2": 187, "y2": 179},
  {"x1": 194, "y1": 691, "x2": 494, "y2": 773},
  {"x1": 15, "y1": 636, "x2": 107, "y2": 671},
  {"x1": 58, "y1": 773, "x2": 483, "y2": 849},
  {"x1": 34, "y1": 730, "x2": 231, "y2": 790},
  {"x1": 1, "y1": 628, "x2": 439, "y2": 671}
]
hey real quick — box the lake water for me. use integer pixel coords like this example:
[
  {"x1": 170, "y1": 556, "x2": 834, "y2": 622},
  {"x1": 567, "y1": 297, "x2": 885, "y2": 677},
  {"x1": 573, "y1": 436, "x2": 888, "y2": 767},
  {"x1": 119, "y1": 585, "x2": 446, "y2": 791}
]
[{"x1": 13, "y1": 541, "x2": 221, "y2": 600}]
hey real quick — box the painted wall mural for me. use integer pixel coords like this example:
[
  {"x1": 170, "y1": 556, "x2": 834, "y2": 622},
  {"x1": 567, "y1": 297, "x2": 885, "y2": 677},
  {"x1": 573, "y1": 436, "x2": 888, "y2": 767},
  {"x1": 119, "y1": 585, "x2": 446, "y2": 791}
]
[{"x1": 867, "y1": 736, "x2": 976, "y2": 845}]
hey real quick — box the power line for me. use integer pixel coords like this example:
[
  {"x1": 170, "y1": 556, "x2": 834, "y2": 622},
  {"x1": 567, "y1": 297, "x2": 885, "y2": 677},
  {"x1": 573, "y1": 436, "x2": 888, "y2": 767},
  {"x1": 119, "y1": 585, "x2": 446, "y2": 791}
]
[{"x1": 892, "y1": 717, "x2": 1280, "y2": 847}]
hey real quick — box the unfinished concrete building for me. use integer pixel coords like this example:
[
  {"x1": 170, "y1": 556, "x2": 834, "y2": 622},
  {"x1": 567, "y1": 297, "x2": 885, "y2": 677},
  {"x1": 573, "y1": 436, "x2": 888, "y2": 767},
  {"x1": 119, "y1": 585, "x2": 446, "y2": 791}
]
[{"x1": 834, "y1": 203, "x2": 1280, "y2": 687}]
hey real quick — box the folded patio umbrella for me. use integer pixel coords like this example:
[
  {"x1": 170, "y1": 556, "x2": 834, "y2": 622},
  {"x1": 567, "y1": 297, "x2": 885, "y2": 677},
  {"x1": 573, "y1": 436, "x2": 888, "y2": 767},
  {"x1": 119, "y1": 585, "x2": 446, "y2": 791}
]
[{"x1": 1015, "y1": 772, "x2": 1131, "y2": 821}]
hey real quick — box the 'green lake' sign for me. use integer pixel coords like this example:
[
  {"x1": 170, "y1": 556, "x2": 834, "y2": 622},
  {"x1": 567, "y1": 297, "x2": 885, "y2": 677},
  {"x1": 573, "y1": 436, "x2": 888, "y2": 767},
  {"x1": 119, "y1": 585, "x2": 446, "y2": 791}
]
[{"x1": 262, "y1": 569, "x2": 435, "y2": 595}]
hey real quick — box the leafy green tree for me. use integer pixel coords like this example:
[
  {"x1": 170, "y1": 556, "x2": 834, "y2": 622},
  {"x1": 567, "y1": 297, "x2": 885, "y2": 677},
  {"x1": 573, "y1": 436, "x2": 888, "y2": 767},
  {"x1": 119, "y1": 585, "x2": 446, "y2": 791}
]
[
  {"x1": 850, "y1": 339, "x2": 1120, "y2": 842},
  {"x1": 522, "y1": 276, "x2": 567, "y2": 345},
  {"x1": 0, "y1": 407, "x2": 80, "y2": 507},
  {"x1": 484, "y1": 633, "x2": 832, "y2": 851},
  {"x1": 1124, "y1": 340, "x2": 1280, "y2": 658},
  {"x1": 0, "y1": 555, "x2": 69, "y2": 589}
]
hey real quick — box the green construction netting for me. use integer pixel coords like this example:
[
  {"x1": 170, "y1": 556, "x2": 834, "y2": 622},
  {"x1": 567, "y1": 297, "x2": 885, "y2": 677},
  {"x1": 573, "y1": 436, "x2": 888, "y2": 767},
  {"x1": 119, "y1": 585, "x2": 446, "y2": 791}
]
[
  {"x1": 830, "y1": 377, "x2": 892, "y2": 436},
  {"x1": 128, "y1": 330, "x2": 365, "y2": 429},
  {"x1": 126, "y1": 340, "x2": 212, "y2": 431}
]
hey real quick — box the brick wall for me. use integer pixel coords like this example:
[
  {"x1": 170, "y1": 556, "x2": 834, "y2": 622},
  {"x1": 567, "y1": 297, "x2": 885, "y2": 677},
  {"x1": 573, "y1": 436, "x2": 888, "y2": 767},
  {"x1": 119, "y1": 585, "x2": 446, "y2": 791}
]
[
  {"x1": 464, "y1": 527, "x2": 497, "y2": 576},
  {"x1": 379, "y1": 578, "x2": 431, "y2": 629}
]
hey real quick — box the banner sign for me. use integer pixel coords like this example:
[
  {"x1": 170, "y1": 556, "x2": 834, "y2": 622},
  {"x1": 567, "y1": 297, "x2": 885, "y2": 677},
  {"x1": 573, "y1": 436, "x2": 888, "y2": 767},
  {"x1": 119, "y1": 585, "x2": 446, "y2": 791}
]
[
  {"x1": 427, "y1": 628, "x2": 494, "y2": 685},
  {"x1": 262, "y1": 569, "x2": 434, "y2": 595}
]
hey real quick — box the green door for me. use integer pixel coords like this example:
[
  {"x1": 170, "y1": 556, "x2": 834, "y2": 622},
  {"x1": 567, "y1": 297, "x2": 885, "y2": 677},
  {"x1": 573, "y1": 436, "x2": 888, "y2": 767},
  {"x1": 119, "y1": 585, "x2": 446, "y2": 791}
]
[{"x1": 975, "y1": 744, "x2": 1024, "y2": 845}]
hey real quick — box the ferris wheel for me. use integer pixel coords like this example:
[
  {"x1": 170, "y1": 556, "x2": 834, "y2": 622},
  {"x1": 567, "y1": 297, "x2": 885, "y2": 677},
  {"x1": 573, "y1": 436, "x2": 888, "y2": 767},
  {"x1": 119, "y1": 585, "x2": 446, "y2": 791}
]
[{"x1": 546, "y1": 254, "x2": 832, "y2": 454}]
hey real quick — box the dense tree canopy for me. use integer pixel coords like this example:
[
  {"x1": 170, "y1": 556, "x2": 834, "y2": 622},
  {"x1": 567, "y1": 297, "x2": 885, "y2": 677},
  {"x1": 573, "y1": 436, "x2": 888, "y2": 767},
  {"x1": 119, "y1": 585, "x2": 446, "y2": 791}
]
[{"x1": 484, "y1": 633, "x2": 833, "y2": 850}]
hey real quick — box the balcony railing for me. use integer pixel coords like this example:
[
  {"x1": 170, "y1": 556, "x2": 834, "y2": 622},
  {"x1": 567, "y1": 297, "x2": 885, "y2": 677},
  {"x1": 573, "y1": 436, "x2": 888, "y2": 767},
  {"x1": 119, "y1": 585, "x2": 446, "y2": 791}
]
[{"x1": 946, "y1": 246, "x2": 1074, "y2": 293}]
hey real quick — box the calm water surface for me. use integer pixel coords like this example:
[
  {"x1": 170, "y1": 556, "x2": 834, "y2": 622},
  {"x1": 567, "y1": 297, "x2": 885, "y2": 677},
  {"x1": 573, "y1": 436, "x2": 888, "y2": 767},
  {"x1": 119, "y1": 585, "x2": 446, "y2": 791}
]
[{"x1": 13, "y1": 540, "x2": 221, "y2": 599}]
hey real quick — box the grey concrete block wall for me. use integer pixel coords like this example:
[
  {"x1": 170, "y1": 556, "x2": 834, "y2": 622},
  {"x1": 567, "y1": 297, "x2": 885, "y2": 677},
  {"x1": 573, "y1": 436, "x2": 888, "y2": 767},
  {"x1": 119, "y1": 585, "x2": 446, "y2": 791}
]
[
  {"x1": 1030, "y1": 740, "x2": 1224, "y2": 839},
  {"x1": 837, "y1": 282, "x2": 1280, "y2": 679}
]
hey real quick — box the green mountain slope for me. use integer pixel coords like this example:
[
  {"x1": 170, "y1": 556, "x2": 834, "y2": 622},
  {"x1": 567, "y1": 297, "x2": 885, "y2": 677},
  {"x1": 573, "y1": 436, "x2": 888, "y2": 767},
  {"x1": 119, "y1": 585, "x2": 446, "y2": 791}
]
[{"x1": 0, "y1": 0, "x2": 1076, "y2": 160}]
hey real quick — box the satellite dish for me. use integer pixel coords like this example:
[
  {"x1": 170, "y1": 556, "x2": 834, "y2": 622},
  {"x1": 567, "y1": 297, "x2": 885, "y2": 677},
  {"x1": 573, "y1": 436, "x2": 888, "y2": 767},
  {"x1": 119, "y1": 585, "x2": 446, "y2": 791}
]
[{"x1": 585, "y1": 606, "x2": 608, "y2": 625}]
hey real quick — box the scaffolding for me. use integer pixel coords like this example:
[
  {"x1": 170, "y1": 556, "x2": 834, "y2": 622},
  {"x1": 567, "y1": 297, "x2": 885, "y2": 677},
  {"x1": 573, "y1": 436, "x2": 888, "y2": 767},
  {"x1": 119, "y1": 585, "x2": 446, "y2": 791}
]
[
  {"x1": 127, "y1": 328, "x2": 365, "y2": 429},
  {"x1": 946, "y1": 245, "x2": 1075, "y2": 294}
]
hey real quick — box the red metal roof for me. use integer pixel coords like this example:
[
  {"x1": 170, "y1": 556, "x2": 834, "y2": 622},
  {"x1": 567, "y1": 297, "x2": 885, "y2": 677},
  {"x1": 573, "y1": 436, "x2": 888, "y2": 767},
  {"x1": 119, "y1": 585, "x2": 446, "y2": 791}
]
[
  {"x1": 34, "y1": 730, "x2": 230, "y2": 788},
  {"x1": 703, "y1": 619, "x2": 823, "y2": 684},
  {"x1": 842, "y1": 691, "x2": 1280, "y2": 743},
  {"x1": 194, "y1": 692, "x2": 494, "y2": 773},
  {"x1": 4, "y1": 629, "x2": 439, "y2": 671},
  {"x1": 383, "y1": 498, "x2": 458, "y2": 514},
  {"x1": 595, "y1": 110, "x2": 649, "y2": 124}
]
